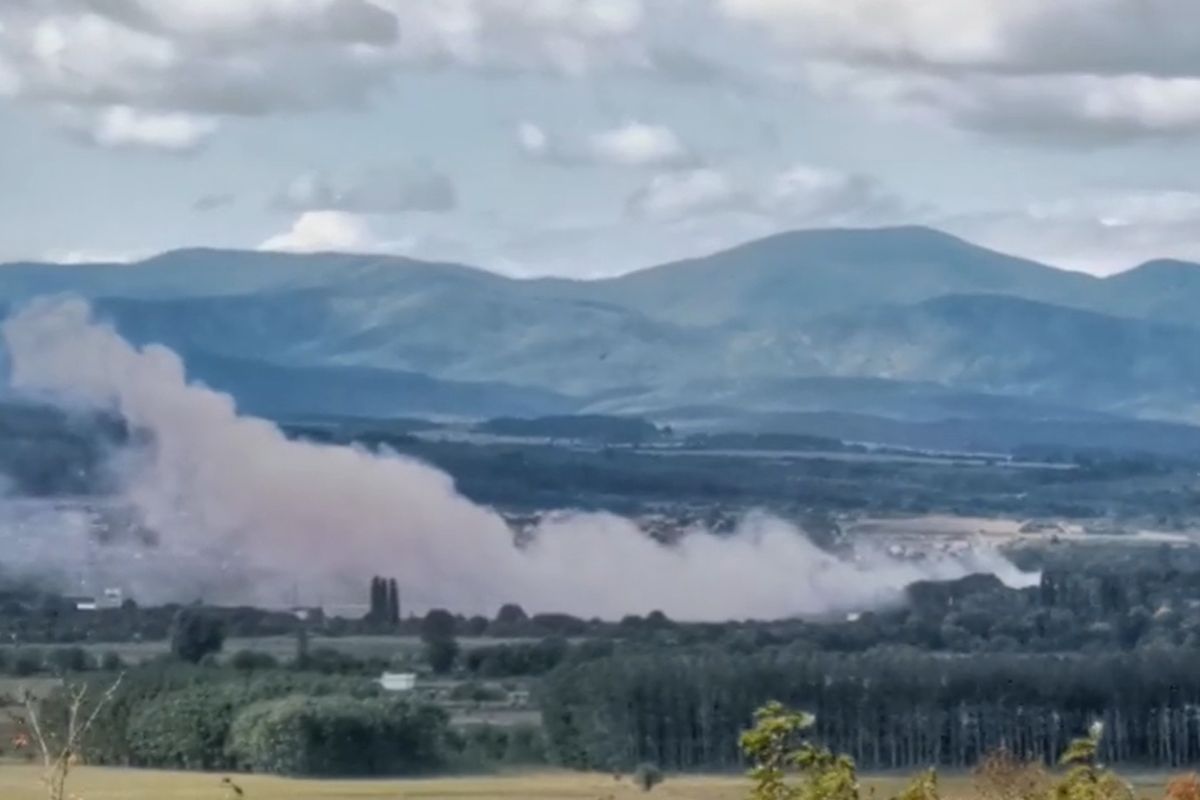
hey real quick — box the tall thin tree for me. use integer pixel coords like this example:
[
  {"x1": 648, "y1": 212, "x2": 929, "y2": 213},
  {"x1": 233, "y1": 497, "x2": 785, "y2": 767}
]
[{"x1": 387, "y1": 578, "x2": 401, "y2": 626}]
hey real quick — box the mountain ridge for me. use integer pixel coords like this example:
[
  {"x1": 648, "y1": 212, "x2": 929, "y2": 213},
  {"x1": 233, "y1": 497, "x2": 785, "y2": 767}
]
[{"x1": 6, "y1": 226, "x2": 1200, "y2": 433}]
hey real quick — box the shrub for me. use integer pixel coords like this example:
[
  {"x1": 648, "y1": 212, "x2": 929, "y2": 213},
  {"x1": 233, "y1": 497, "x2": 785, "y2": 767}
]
[
  {"x1": 448, "y1": 681, "x2": 505, "y2": 703},
  {"x1": 229, "y1": 650, "x2": 279, "y2": 671},
  {"x1": 125, "y1": 685, "x2": 244, "y2": 770},
  {"x1": 47, "y1": 646, "x2": 93, "y2": 674},
  {"x1": 169, "y1": 608, "x2": 225, "y2": 664},
  {"x1": 1052, "y1": 723, "x2": 1132, "y2": 800},
  {"x1": 54, "y1": 663, "x2": 382, "y2": 767},
  {"x1": 974, "y1": 748, "x2": 1051, "y2": 800},
  {"x1": 425, "y1": 638, "x2": 459, "y2": 675},
  {"x1": 11, "y1": 649, "x2": 43, "y2": 676},
  {"x1": 739, "y1": 701, "x2": 858, "y2": 800},
  {"x1": 634, "y1": 762, "x2": 664, "y2": 792},
  {"x1": 227, "y1": 695, "x2": 449, "y2": 776},
  {"x1": 302, "y1": 646, "x2": 367, "y2": 675},
  {"x1": 895, "y1": 769, "x2": 940, "y2": 800},
  {"x1": 99, "y1": 652, "x2": 126, "y2": 672},
  {"x1": 1166, "y1": 774, "x2": 1200, "y2": 800}
]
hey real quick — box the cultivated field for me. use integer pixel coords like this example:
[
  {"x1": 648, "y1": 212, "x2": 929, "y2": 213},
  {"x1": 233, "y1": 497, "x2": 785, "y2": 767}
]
[{"x1": 0, "y1": 768, "x2": 1176, "y2": 800}]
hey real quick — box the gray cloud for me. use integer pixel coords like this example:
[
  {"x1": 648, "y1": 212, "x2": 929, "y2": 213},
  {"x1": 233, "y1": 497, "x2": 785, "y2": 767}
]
[
  {"x1": 274, "y1": 165, "x2": 457, "y2": 214},
  {"x1": 625, "y1": 163, "x2": 915, "y2": 226},
  {"x1": 0, "y1": 0, "x2": 687, "y2": 151},
  {"x1": 720, "y1": 0, "x2": 1200, "y2": 143},
  {"x1": 192, "y1": 192, "x2": 236, "y2": 212},
  {"x1": 943, "y1": 189, "x2": 1200, "y2": 274},
  {"x1": 518, "y1": 120, "x2": 699, "y2": 169}
]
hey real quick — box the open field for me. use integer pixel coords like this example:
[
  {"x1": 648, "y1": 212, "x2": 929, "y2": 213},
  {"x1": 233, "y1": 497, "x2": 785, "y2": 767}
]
[{"x1": 0, "y1": 768, "x2": 1178, "y2": 800}]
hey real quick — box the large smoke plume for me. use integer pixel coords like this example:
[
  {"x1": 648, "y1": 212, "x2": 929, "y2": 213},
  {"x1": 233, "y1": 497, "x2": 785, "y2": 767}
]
[{"x1": 0, "y1": 298, "x2": 1036, "y2": 619}]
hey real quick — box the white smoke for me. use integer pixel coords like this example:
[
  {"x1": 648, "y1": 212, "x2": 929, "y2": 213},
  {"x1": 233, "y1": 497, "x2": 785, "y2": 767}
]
[{"x1": 0, "y1": 297, "x2": 1037, "y2": 620}]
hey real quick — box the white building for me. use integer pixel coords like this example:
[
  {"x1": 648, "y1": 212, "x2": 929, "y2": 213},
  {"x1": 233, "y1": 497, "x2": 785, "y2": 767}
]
[{"x1": 379, "y1": 672, "x2": 417, "y2": 692}]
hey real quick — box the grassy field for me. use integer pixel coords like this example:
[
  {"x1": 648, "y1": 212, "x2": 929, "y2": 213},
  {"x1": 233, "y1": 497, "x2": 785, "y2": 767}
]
[{"x1": 0, "y1": 768, "x2": 1177, "y2": 800}]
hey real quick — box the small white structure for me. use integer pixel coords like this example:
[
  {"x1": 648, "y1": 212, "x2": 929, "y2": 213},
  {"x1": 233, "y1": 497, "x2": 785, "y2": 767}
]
[{"x1": 379, "y1": 672, "x2": 417, "y2": 692}]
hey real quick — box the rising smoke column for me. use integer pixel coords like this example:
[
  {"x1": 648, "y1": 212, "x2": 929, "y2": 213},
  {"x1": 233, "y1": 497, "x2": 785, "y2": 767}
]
[{"x1": 1, "y1": 297, "x2": 1036, "y2": 619}]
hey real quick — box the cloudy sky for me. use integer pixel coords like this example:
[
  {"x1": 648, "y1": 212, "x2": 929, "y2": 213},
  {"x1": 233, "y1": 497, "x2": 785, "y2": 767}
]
[{"x1": 5, "y1": 0, "x2": 1200, "y2": 277}]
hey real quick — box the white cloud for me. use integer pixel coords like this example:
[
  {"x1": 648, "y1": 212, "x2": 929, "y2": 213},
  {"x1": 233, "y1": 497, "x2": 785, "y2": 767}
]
[
  {"x1": 764, "y1": 164, "x2": 908, "y2": 225},
  {"x1": 521, "y1": 120, "x2": 695, "y2": 167},
  {"x1": 0, "y1": 0, "x2": 665, "y2": 152},
  {"x1": 274, "y1": 165, "x2": 457, "y2": 214},
  {"x1": 516, "y1": 121, "x2": 550, "y2": 156},
  {"x1": 385, "y1": 0, "x2": 647, "y2": 75},
  {"x1": 260, "y1": 211, "x2": 379, "y2": 253},
  {"x1": 88, "y1": 106, "x2": 218, "y2": 152},
  {"x1": 626, "y1": 168, "x2": 741, "y2": 220},
  {"x1": 718, "y1": 0, "x2": 1200, "y2": 143},
  {"x1": 44, "y1": 248, "x2": 144, "y2": 265},
  {"x1": 587, "y1": 121, "x2": 691, "y2": 167},
  {"x1": 946, "y1": 190, "x2": 1200, "y2": 274},
  {"x1": 627, "y1": 162, "x2": 911, "y2": 226},
  {"x1": 717, "y1": 0, "x2": 1200, "y2": 77}
]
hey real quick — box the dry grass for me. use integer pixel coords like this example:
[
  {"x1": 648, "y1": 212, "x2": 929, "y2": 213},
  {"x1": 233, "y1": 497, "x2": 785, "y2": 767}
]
[{"x1": 0, "y1": 767, "x2": 1176, "y2": 800}]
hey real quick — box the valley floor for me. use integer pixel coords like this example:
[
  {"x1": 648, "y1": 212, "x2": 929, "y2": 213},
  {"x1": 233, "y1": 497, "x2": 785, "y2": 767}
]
[{"x1": 0, "y1": 768, "x2": 1177, "y2": 800}]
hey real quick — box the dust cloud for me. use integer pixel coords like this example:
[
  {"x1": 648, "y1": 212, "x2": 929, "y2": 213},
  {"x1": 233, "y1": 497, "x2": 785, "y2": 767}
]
[{"x1": 0, "y1": 297, "x2": 1037, "y2": 619}]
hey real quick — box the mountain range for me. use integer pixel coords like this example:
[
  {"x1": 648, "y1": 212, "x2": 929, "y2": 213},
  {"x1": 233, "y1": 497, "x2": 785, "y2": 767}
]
[{"x1": 5, "y1": 226, "x2": 1200, "y2": 450}]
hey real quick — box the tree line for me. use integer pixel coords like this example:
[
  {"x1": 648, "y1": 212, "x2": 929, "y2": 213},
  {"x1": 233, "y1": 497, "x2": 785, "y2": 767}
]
[{"x1": 540, "y1": 648, "x2": 1200, "y2": 772}]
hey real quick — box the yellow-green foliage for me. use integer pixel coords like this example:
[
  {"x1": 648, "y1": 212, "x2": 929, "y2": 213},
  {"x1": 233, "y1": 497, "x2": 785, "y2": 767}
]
[
  {"x1": 894, "y1": 769, "x2": 940, "y2": 800},
  {"x1": 739, "y1": 701, "x2": 859, "y2": 800},
  {"x1": 1052, "y1": 723, "x2": 1132, "y2": 800}
]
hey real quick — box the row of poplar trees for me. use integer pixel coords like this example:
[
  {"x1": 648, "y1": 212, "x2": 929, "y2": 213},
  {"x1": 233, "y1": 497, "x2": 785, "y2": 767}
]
[
  {"x1": 366, "y1": 576, "x2": 401, "y2": 626},
  {"x1": 540, "y1": 647, "x2": 1200, "y2": 772}
]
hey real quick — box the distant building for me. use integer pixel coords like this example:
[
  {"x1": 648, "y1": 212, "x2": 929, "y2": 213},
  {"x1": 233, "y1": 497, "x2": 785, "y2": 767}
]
[
  {"x1": 69, "y1": 588, "x2": 125, "y2": 612},
  {"x1": 67, "y1": 596, "x2": 97, "y2": 612},
  {"x1": 379, "y1": 672, "x2": 417, "y2": 692}
]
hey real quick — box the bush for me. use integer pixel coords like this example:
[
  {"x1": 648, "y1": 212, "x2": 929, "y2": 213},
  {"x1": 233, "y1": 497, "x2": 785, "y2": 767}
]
[
  {"x1": 463, "y1": 637, "x2": 569, "y2": 677},
  {"x1": 227, "y1": 695, "x2": 449, "y2": 776},
  {"x1": 425, "y1": 638, "x2": 459, "y2": 675},
  {"x1": 47, "y1": 646, "x2": 93, "y2": 674},
  {"x1": 169, "y1": 609, "x2": 225, "y2": 664},
  {"x1": 56, "y1": 663, "x2": 383, "y2": 768},
  {"x1": 448, "y1": 681, "x2": 505, "y2": 703},
  {"x1": 99, "y1": 652, "x2": 126, "y2": 672},
  {"x1": 896, "y1": 769, "x2": 940, "y2": 800},
  {"x1": 301, "y1": 647, "x2": 368, "y2": 675},
  {"x1": 230, "y1": 650, "x2": 279, "y2": 671},
  {"x1": 506, "y1": 724, "x2": 547, "y2": 764},
  {"x1": 11, "y1": 649, "x2": 43, "y2": 676},
  {"x1": 1166, "y1": 774, "x2": 1200, "y2": 800},
  {"x1": 126, "y1": 685, "x2": 244, "y2": 770},
  {"x1": 974, "y1": 748, "x2": 1050, "y2": 800},
  {"x1": 634, "y1": 762, "x2": 664, "y2": 792}
]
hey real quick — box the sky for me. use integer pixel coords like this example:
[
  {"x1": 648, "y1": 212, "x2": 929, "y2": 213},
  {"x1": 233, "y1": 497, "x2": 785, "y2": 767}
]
[{"x1": 5, "y1": 0, "x2": 1200, "y2": 277}]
